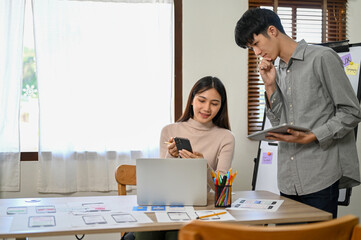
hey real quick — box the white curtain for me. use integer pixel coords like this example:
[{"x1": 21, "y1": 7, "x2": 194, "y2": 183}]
[
  {"x1": 34, "y1": 0, "x2": 174, "y2": 193},
  {"x1": 0, "y1": 0, "x2": 25, "y2": 191}
]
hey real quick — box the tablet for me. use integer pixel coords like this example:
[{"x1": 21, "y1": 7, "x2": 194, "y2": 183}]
[{"x1": 247, "y1": 123, "x2": 310, "y2": 142}]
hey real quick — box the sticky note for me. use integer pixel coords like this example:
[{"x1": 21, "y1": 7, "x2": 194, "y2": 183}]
[
  {"x1": 345, "y1": 63, "x2": 359, "y2": 76},
  {"x1": 151, "y1": 206, "x2": 166, "y2": 211},
  {"x1": 132, "y1": 206, "x2": 148, "y2": 211},
  {"x1": 262, "y1": 152, "x2": 273, "y2": 164},
  {"x1": 341, "y1": 53, "x2": 352, "y2": 67}
]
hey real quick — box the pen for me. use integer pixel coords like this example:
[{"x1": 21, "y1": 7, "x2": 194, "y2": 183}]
[
  {"x1": 221, "y1": 175, "x2": 227, "y2": 187},
  {"x1": 196, "y1": 211, "x2": 227, "y2": 219}
]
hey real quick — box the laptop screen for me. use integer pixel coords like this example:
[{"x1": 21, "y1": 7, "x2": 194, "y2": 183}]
[{"x1": 136, "y1": 158, "x2": 208, "y2": 206}]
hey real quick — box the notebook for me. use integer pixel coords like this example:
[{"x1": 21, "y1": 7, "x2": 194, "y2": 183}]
[{"x1": 136, "y1": 158, "x2": 208, "y2": 206}]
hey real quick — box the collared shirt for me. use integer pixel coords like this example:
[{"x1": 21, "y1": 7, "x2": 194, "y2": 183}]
[{"x1": 266, "y1": 39, "x2": 361, "y2": 195}]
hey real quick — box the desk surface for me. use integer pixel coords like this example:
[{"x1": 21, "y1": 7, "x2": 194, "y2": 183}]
[{"x1": 0, "y1": 190, "x2": 332, "y2": 239}]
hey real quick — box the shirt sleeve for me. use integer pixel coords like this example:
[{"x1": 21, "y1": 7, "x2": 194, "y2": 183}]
[
  {"x1": 312, "y1": 49, "x2": 361, "y2": 149},
  {"x1": 265, "y1": 84, "x2": 283, "y2": 127}
]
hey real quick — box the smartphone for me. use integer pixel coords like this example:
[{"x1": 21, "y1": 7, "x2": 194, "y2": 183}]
[{"x1": 174, "y1": 137, "x2": 193, "y2": 153}]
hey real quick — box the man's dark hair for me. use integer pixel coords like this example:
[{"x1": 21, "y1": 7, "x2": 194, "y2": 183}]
[{"x1": 235, "y1": 8, "x2": 286, "y2": 49}]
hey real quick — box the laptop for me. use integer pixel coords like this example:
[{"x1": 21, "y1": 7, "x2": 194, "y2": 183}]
[{"x1": 136, "y1": 158, "x2": 208, "y2": 206}]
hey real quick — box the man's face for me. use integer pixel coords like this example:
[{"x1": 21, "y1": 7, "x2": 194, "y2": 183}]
[{"x1": 247, "y1": 29, "x2": 278, "y2": 61}]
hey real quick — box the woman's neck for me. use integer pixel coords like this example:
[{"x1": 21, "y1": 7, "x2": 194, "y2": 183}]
[{"x1": 188, "y1": 118, "x2": 214, "y2": 129}]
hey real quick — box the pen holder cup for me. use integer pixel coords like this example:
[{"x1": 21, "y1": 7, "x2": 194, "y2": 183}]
[{"x1": 215, "y1": 185, "x2": 231, "y2": 207}]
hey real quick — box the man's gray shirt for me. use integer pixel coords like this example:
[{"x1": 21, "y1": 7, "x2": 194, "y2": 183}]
[{"x1": 266, "y1": 39, "x2": 361, "y2": 195}]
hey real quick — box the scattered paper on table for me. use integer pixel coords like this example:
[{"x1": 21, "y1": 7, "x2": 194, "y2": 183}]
[
  {"x1": 156, "y1": 210, "x2": 235, "y2": 222},
  {"x1": 10, "y1": 212, "x2": 70, "y2": 231},
  {"x1": 7, "y1": 207, "x2": 28, "y2": 215},
  {"x1": 69, "y1": 212, "x2": 152, "y2": 227},
  {"x1": 195, "y1": 210, "x2": 235, "y2": 221},
  {"x1": 69, "y1": 212, "x2": 153, "y2": 227},
  {"x1": 227, "y1": 198, "x2": 283, "y2": 212}
]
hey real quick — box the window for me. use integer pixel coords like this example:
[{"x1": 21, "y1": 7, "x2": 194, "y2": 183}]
[
  {"x1": 20, "y1": 0, "x2": 183, "y2": 160},
  {"x1": 20, "y1": 0, "x2": 38, "y2": 153},
  {"x1": 247, "y1": 0, "x2": 347, "y2": 135}
]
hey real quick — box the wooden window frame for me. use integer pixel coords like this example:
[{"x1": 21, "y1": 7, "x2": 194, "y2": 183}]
[
  {"x1": 21, "y1": 0, "x2": 182, "y2": 161},
  {"x1": 247, "y1": 0, "x2": 347, "y2": 135}
]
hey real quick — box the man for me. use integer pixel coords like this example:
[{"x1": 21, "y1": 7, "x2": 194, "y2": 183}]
[{"x1": 235, "y1": 8, "x2": 361, "y2": 218}]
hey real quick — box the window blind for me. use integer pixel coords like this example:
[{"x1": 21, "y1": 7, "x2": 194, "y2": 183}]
[{"x1": 247, "y1": 0, "x2": 347, "y2": 135}]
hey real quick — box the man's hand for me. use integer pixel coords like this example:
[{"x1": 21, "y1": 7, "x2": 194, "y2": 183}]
[
  {"x1": 266, "y1": 129, "x2": 317, "y2": 144},
  {"x1": 259, "y1": 57, "x2": 276, "y2": 88},
  {"x1": 259, "y1": 57, "x2": 276, "y2": 103}
]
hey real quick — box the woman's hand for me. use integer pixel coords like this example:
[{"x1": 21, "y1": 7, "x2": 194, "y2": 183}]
[
  {"x1": 179, "y1": 150, "x2": 204, "y2": 159},
  {"x1": 167, "y1": 137, "x2": 179, "y2": 158},
  {"x1": 167, "y1": 136, "x2": 204, "y2": 159}
]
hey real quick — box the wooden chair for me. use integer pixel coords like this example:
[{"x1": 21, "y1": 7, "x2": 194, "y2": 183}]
[
  {"x1": 115, "y1": 164, "x2": 136, "y2": 195},
  {"x1": 178, "y1": 215, "x2": 359, "y2": 240},
  {"x1": 352, "y1": 224, "x2": 361, "y2": 240},
  {"x1": 115, "y1": 164, "x2": 137, "y2": 239}
]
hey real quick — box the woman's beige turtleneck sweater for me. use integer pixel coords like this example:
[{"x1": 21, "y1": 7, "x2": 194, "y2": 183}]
[{"x1": 160, "y1": 118, "x2": 235, "y2": 190}]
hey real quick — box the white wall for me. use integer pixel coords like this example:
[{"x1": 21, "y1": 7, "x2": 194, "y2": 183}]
[
  {"x1": 1, "y1": 1, "x2": 361, "y2": 239},
  {"x1": 182, "y1": 0, "x2": 255, "y2": 194}
]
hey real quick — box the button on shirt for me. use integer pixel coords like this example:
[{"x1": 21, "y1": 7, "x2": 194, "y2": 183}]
[{"x1": 266, "y1": 40, "x2": 361, "y2": 195}]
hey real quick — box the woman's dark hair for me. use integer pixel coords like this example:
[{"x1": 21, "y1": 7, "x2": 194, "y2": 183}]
[
  {"x1": 177, "y1": 76, "x2": 231, "y2": 130},
  {"x1": 235, "y1": 8, "x2": 286, "y2": 49}
]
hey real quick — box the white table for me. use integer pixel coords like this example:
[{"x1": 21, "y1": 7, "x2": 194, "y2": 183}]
[{"x1": 0, "y1": 190, "x2": 332, "y2": 239}]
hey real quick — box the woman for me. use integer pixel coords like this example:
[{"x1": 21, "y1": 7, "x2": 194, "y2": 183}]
[
  {"x1": 160, "y1": 76, "x2": 235, "y2": 191},
  {"x1": 133, "y1": 76, "x2": 235, "y2": 240}
]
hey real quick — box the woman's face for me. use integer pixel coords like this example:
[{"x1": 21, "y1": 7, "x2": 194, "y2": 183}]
[{"x1": 192, "y1": 88, "x2": 222, "y2": 124}]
